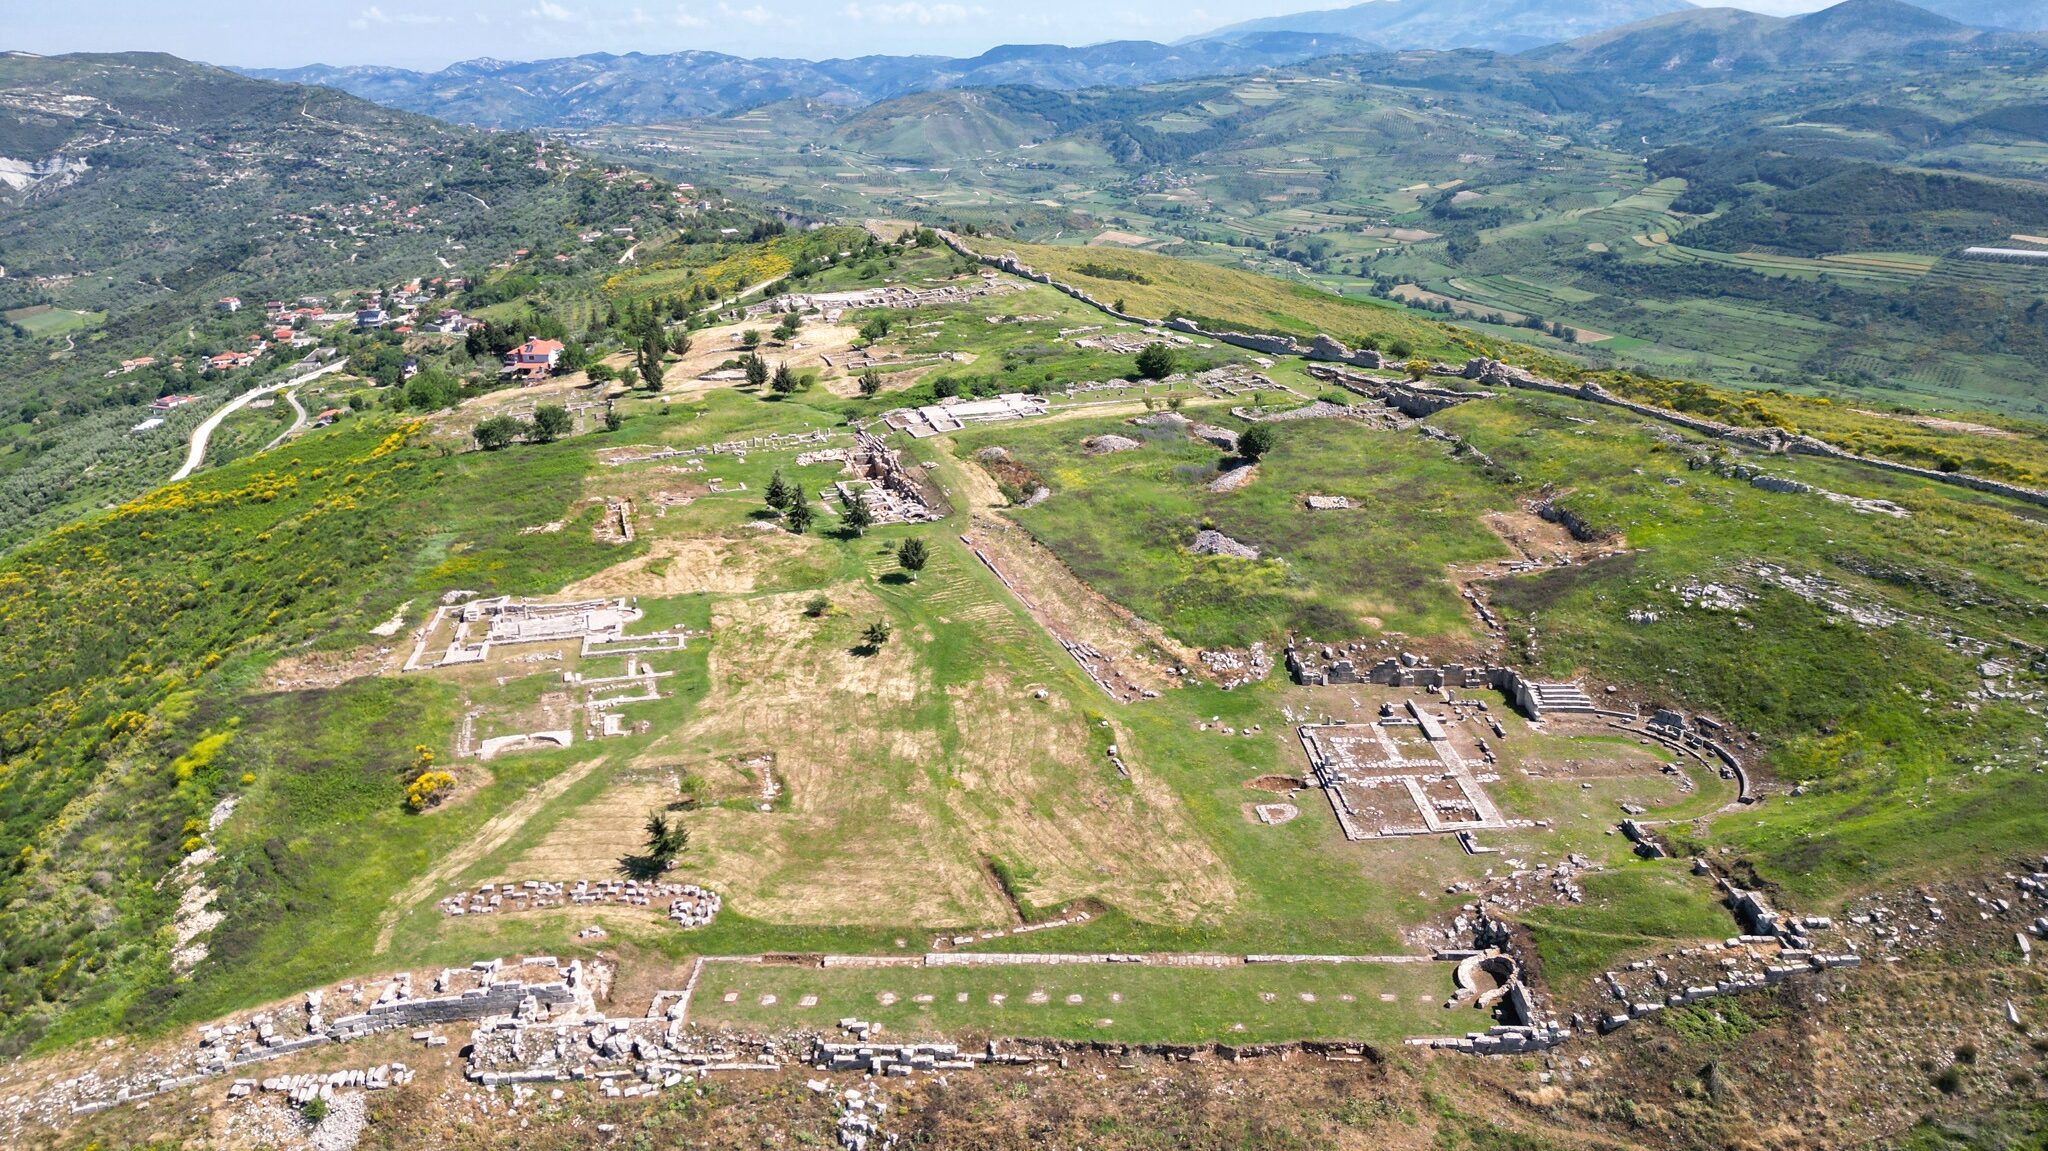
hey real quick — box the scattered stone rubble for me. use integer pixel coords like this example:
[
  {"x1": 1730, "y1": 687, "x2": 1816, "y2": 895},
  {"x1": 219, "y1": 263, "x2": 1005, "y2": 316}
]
[
  {"x1": 230, "y1": 1063, "x2": 414, "y2": 1106},
  {"x1": 1191, "y1": 528, "x2": 1260, "y2": 560},
  {"x1": 600, "y1": 428, "x2": 839, "y2": 467},
  {"x1": 742, "y1": 276, "x2": 1020, "y2": 323},
  {"x1": 1198, "y1": 642, "x2": 1271, "y2": 689},
  {"x1": 1596, "y1": 877, "x2": 1862, "y2": 1034},
  {"x1": 438, "y1": 879, "x2": 720, "y2": 928},
  {"x1": 1712, "y1": 460, "x2": 1910, "y2": 518},
  {"x1": 828, "y1": 1081, "x2": 898, "y2": 1150},
  {"x1": 34, "y1": 958, "x2": 592, "y2": 1120},
  {"x1": 1082, "y1": 433, "x2": 1143, "y2": 455}
]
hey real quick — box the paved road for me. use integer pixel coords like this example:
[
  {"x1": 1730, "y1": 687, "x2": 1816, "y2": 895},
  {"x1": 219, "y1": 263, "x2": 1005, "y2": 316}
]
[
  {"x1": 260, "y1": 384, "x2": 311, "y2": 453},
  {"x1": 170, "y1": 360, "x2": 348, "y2": 482}
]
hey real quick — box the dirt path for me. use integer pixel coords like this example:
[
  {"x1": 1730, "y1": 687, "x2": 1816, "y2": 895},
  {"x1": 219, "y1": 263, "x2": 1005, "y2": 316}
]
[{"x1": 371, "y1": 754, "x2": 610, "y2": 954}]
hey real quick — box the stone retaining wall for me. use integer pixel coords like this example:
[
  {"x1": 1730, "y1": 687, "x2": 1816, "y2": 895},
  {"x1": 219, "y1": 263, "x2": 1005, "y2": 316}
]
[{"x1": 937, "y1": 228, "x2": 2048, "y2": 515}]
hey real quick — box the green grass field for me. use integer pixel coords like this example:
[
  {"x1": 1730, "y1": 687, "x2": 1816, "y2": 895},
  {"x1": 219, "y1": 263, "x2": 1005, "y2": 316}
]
[
  {"x1": 688, "y1": 960, "x2": 1461, "y2": 1045},
  {"x1": 956, "y1": 404, "x2": 1506, "y2": 649}
]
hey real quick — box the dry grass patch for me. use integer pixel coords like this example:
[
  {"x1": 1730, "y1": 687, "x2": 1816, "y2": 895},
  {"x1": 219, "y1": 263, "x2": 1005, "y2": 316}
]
[
  {"x1": 509, "y1": 575, "x2": 1232, "y2": 930},
  {"x1": 560, "y1": 532, "x2": 814, "y2": 597}
]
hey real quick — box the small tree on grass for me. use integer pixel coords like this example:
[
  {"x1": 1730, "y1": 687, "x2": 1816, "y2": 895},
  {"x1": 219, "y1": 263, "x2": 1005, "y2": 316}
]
[
  {"x1": 804, "y1": 594, "x2": 832, "y2": 618},
  {"x1": 771, "y1": 362, "x2": 800, "y2": 396},
  {"x1": 774, "y1": 314, "x2": 801, "y2": 342},
  {"x1": 785, "y1": 496, "x2": 815, "y2": 535},
  {"x1": 743, "y1": 353, "x2": 769, "y2": 390},
  {"x1": 740, "y1": 329, "x2": 762, "y2": 349},
  {"x1": 668, "y1": 328, "x2": 693, "y2": 356},
  {"x1": 896, "y1": 537, "x2": 929, "y2": 582},
  {"x1": 859, "y1": 369, "x2": 883, "y2": 398},
  {"x1": 473, "y1": 415, "x2": 524, "y2": 451},
  {"x1": 635, "y1": 313, "x2": 666, "y2": 392},
  {"x1": 839, "y1": 497, "x2": 874, "y2": 537},
  {"x1": 622, "y1": 809, "x2": 689, "y2": 879},
  {"x1": 1238, "y1": 422, "x2": 1276, "y2": 462},
  {"x1": 1404, "y1": 358, "x2": 1430, "y2": 382},
  {"x1": 1134, "y1": 342, "x2": 1175, "y2": 381},
  {"x1": 531, "y1": 404, "x2": 572, "y2": 443},
  {"x1": 303, "y1": 1097, "x2": 330, "y2": 1125},
  {"x1": 603, "y1": 407, "x2": 624, "y2": 433},
  {"x1": 764, "y1": 469, "x2": 795, "y2": 512},
  {"x1": 861, "y1": 619, "x2": 892, "y2": 650}
]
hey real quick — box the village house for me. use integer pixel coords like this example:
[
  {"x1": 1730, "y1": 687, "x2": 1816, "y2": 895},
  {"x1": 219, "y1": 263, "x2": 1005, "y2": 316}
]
[
  {"x1": 355, "y1": 306, "x2": 390, "y2": 330},
  {"x1": 423, "y1": 308, "x2": 473, "y2": 334},
  {"x1": 501, "y1": 337, "x2": 565, "y2": 381},
  {"x1": 217, "y1": 296, "x2": 242, "y2": 312},
  {"x1": 118, "y1": 356, "x2": 157, "y2": 373},
  {"x1": 151, "y1": 393, "x2": 202, "y2": 412}
]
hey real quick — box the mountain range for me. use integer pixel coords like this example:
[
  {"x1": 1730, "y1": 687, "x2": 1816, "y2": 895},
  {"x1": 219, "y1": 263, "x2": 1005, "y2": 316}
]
[
  {"x1": 1197, "y1": 0, "x2": 1695, "y2": 54},
  {"x1": 243, "y1": 33, "x2": 1371, "y2": 130},
  {"x1": 1529, "y1": 0, "x2": 1999, "y2": 75},
  {"x1": 234, "y1": 0, "x2": 2048, "y2": 131}
]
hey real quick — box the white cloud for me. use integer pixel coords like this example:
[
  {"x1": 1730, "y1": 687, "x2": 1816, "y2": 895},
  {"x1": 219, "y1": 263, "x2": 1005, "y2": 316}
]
[
  {"x1": 350, "y1": 3, "x2": 451, "y2": 26},
  {"x1": 672, "y1": 5, "x2": 710, "y2": 28},
  {"x1": 842, "y1": 1, "x2": 980, "y2": 25},
  {"x1": 528, "y1": 1, "x2": 581, "y2": 21},
  {"x1": 716, "y1": 1, "x2": 778, "y2": 25}
]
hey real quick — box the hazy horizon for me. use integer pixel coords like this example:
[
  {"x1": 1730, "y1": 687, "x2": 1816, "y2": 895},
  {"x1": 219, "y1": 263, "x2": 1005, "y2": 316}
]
[{"x1": 12, "y1": 0, "x2": 1845, "y2": 72}]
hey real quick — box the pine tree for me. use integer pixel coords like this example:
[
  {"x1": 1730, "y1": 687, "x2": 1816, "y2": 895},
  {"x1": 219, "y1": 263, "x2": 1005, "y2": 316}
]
[
  {"x1": 840, "y1": 497, "x2": 874, "y2": 537},
  {"x1": 896, "y1": 537, "x2": 929, "y2": 581}
]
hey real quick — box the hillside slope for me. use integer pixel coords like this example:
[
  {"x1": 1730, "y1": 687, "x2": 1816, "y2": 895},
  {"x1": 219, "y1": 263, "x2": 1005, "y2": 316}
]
[
  {"x1": 0, "y1": 52, "x2": 702, "y2": 547},
  {"x1": 1529, "y1": 0, "x2": 1989, "y2": 73}
]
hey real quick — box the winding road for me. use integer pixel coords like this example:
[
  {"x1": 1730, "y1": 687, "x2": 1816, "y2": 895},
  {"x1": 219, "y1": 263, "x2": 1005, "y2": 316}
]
[
  {"x1": 260, "y1": 385, "x2": 310, "y2": 453},
  {"x1": 170, "y1": 360, "x2": 348, "y2": 482}
]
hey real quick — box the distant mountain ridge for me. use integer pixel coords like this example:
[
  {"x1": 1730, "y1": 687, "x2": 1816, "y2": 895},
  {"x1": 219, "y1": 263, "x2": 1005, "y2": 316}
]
[
  {"x1": 1528, "y1": 0, "x2": 1994, "y2": 76},
  {"x1": 240, "y1": 34, "x2": 1373, "y2": 130},
  {"x1": 1193, "y1": 0, "x2": 1700, "y2": 53}
]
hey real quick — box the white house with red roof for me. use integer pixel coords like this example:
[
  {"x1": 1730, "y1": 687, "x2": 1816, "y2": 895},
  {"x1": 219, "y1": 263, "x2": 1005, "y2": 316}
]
[{"x1": 501, "y1": 337, "x2": 565, "y2": 381}]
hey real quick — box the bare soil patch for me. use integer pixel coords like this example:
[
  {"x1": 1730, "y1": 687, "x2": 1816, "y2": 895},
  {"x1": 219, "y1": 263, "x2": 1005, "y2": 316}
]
[
  {"x1": 1246, "y1": 774, "x2": 1309, "y2": 793},
  {"x1": 259, "y1": 644, "x2": 401, "y2": 693},
  {"x1": 654, "y1": 319, "x2": 865, "y2": 397}
]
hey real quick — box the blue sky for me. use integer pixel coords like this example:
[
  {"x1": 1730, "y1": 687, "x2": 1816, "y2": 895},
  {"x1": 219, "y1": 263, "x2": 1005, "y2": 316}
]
[{"x1": 11, "y1": 0, "x2": 1840, "y2": 70}]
